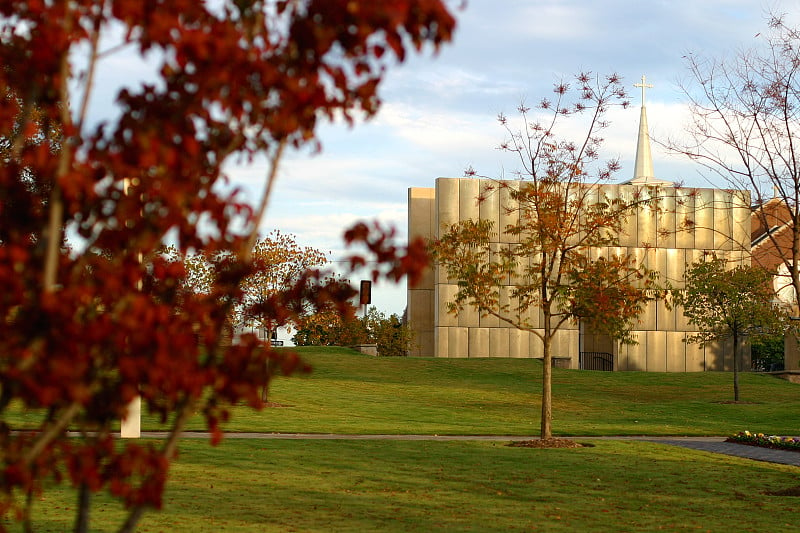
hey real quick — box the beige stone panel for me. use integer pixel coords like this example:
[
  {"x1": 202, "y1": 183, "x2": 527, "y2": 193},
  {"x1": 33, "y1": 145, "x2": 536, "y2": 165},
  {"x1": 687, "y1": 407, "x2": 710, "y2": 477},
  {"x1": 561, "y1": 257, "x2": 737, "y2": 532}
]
[
  {"x1": 521, "y1": 300, "x2": 542, "y2": 330},
  {"x1": 636, "y1": 187, "x2": 657, "y2": 247},
  {"x1": 469, "y1": 328, "x2": 490, "y2": 358},
  {"x1": 655, "y1": 297, "x2": 676, "y2": 332},
  {"x1": 618, "y1": 185, "x2": 639, "y2": 247},
  {"x1": 694, "y1": 188, "x2": 715, "y2": 250},
  {"x1": 604, "y1": 185, "x2": 629, "y2": 247},
  {"x1": 666, "y1": 332, "x2": 686, "y2": 372},
  {"x1": 435, "y1": 259, "x2": 449, "y2": 286},
  {"x1": 664, "y1": 248, "x2": 684, "y2": 289},
  {"x1": 408, "y1": 187, "x2": 435, "y2": 240},
  {"x1": 732, "y1": 191, "x2": 751, "y2": 253},
  {"x1": 705, "y1": 338, "x2": 731, "y2": 371},
  {"x1": 625, "y1": 247, "x2": 643, "y2": 288},
  {"x1": 615, "y1": 341, "x2": 628, "y2": 370},
  {"x1": 509, "y1": 328, "x2": 530, "y2": 358},
  {"x1": 500, "y1": 243, "x2": 515, "y2": 286},
  {"x1": 575, "y1": 184, "x2": 601, "y2": 246},
  {"x1": 587, "y1": 246, "x2": 603, "y2": 262},
  {"x1": 435, "y1": 179, "x2": 461, "y2": 285},
  {"x1": 499, "y1": 180, "x2": 520, "y2": 243},
  {"x1": 458, "y1": 178, "x2": 480, "y2": 222},
  {"x1": 435, "y1": 178, "x2": 460, "y2": 235},
  {"x1": 411, "y1": 331, "x2": 434, "y2": 358},
  {"x1": 514, "y1": 247, "x2": 533, "y2": 291},
  {"x1": 713, "y1": 189, "x2": 734, "y2": 251},
  {"x1": 652, "y1": 248, "x2": 667, "y2": 287},
  {"x1": 490, "y1": 327, "x2": 510, "y2": 358},
  {"x1": 637, "y1": 299, "x2": 657, "y2": 331},
  {"x1": 408, "y1": 188, "x2": 436, "y2": 290},
  {"x1": 479, "y1": 179, "x2": 500, "y2": 235},
  {"x1": 723, "y1": 336, "x2": 736, "y2": 371},
  {"x1": 607, "y1": 246, "x2": 626, "y2": 261},
  {"x1": 448, "y1": 327, "x2": 469, "y2": 358},
  {"x1": 656, "y1": 190, "x2": 677, "y2": 249},
  {"x1": 549, "y1": 328, "x2": 571, "y2": 359},
  {"x1": 740, "y1": 339, "x2": 752, "y2": 371},
  {"x1": 685, "y1": 337, "x2": 706, "y2": 371},
  {"x1": 622, "y1": 332, "x2": 646, "y2": 370},
  {"x1": 562, "y1": 329, "x2": 579, "y2": 368},
  {"x1": 529, "y1": 330, "x2": 545, "y2": 358},
  {"x1": 479, "y1": 307, "x2": 500, "y2": 328},
  {"x1": 646, "y1": 331, "x2": 667, "y2": 372},
  {"x1": 435, "y1": 284, "x2": 459, "y2": 327},
  {"x1": 583, "y1": 183, "x2": 600, "y2": 207},
  {"x1": 435, "y1": 327, "x2": 449, "y2": 358},
  {"x1": 614, "y1": 332, "x2": 634, "y2": 370},
  {"x1": 675, "y1": 302, "x2": 701, "y2": 333},
  {"x1": 499, "y1": 285, "x2": 516, "y2": 322},
  {"x1": 407, "y1": 289, "x2": 434, "y2": 356},
  {"x1": 675, "y1": 187, "x2": 696, "y2": 249},
  {"x1": 458, "y1": 298, "x2": 481, "y2": 328},
  {"x1": 407, "y1": 288, "x2": 431, "y2": 327}
]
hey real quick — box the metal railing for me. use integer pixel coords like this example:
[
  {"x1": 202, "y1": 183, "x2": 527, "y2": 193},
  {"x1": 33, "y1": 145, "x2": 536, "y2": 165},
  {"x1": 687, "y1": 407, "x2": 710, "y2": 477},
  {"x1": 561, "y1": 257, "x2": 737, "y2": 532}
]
[{"x1": 579, "y1": 351, "x2": 614, "y2": 371}]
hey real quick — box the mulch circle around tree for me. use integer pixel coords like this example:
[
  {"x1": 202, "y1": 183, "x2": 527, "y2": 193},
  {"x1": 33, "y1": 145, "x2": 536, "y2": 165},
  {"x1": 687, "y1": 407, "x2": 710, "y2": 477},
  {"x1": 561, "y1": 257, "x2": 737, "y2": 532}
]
[{"x1": 506, "y1": 439, "x2": 594, "y2": 449}]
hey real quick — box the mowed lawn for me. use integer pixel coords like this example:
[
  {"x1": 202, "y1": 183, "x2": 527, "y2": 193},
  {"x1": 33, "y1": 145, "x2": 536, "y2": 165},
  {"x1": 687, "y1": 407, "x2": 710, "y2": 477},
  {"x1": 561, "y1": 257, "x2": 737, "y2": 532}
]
[
  {"x1": 204, "y1": 347, "x2": 797, "y2": 436},
  {"x1": 20, "y1": 439, "x2": 800, "y2": 532},
  {"x1": 6, "y1": 346, "x2": 799, "y2": 435},
  {"x1": 5, "y1": 347, "x2": 800, "y2": 532}
]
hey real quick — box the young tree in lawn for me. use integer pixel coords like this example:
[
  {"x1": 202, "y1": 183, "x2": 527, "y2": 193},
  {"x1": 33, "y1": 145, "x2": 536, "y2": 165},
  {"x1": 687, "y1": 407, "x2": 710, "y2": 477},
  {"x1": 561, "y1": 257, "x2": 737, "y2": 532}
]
[
  {"x1": 0, "y1": 2, "x2": 454, "y2": 531},
  {"x1": 431, "y1": 74, "x2": 657, "y2": 440},
  {"x1": 238, "y1": 230, "x2": 329, "y2": 339},
  {"x1": 673, "y1": 14, "x2": 800, "y2": 307},
  {"x1": 673, "y1": 257, "x2": 788, "y2": 402}
]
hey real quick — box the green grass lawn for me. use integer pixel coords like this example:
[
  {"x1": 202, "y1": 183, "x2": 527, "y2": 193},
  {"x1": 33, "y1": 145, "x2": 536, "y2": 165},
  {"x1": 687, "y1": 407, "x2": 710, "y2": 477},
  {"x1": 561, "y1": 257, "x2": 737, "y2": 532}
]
[
  {"x1": 214, "y1": 347, "x2": 798, "y2": 436},
  {"x1": 4, "y1": 347, "x2": 800, "y2": 531},
  {"x1": 6, "y1": 346, "x2": 799, "y2": 435},
  {"x1": 15, "y1": 438, "x2": 800, "y2": 532}
]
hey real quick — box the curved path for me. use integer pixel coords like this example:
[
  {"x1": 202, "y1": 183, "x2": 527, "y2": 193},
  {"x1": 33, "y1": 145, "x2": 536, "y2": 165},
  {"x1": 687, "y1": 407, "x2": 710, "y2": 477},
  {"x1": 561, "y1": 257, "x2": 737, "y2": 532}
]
[{"x1": 132, "y1": 432, "x2": 800, "y2": 467}]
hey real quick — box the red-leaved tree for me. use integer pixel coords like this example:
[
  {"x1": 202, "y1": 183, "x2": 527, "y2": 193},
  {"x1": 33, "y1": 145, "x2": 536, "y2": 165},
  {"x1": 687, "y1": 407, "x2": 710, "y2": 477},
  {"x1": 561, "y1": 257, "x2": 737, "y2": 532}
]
[{"x1": 0, "y1": 1, "x2": 455, "y2": 531}]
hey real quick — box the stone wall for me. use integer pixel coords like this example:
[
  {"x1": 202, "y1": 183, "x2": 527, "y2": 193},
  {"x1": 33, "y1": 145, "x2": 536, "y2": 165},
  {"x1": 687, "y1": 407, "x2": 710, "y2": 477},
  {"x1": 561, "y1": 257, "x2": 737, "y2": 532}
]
[{"x1": 407, "y1": 178, "x2": 752, "y2": 371}]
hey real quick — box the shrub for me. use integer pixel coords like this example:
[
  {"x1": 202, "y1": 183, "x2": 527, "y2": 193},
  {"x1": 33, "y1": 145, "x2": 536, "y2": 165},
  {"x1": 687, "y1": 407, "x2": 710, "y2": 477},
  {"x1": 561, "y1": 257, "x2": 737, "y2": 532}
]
[
  {"x1": 293, "y1": 307, "x2": 413, "y2": 356},
  {"x1": 751, "y1": 335, "x2": 785, "y2": 371}
]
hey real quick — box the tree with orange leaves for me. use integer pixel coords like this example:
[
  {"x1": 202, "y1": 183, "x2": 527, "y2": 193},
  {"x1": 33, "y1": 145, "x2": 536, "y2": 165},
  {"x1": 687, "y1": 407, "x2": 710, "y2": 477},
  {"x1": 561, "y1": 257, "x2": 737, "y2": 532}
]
[{"x1": 431, "y1": 74, "x2": 657, "y2": 440}]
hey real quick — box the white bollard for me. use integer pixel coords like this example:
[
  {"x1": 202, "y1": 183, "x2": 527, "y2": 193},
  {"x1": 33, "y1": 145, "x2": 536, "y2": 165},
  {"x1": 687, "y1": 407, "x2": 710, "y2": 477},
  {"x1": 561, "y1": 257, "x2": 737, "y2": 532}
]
[{"x1": 120, "y1": 396, "x2": 141, "y2": 438}]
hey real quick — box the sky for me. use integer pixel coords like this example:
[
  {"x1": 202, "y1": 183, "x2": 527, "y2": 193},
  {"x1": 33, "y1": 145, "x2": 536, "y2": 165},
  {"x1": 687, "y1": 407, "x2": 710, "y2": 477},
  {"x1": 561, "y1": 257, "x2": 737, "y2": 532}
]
[
  {"x1": 79, "y1": 1, "x2": 799, "y2": 317},
  {"x1": 237, "y1": 0, "x2": 795, "y2": 315}
]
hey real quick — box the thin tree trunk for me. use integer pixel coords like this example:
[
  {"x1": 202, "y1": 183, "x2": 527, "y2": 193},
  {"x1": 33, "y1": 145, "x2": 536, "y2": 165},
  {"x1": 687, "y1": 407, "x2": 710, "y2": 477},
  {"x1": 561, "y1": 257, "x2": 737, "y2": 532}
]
[
  {"x1": 22, "y1": 484, "x2": 34, "y2": 533},
  {"x1": 541, "y1": 330, "x2": 552, "y2": 439},
  {"x1": 75, "y1": 483, "x2": 90, "y2": 533},
  {"x1": 733, "y1": 331, "x2": 740, "y2": 402}
]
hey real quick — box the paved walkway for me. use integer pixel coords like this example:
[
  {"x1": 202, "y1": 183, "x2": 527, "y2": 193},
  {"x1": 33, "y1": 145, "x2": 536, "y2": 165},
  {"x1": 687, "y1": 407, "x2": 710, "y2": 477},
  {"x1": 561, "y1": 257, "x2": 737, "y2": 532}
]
[
  {"x1": 645, "y1": 437, "x2": 800, "y2": 467},
  {"x1": 133, "y1": 432, "x2": 800, "y2": 467}
]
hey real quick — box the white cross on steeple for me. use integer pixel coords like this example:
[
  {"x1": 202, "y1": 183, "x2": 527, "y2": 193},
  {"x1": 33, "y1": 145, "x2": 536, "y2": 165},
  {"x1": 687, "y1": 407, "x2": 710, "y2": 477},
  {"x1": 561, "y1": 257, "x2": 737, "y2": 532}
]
[{"x1": 634, "y1": 75, "x2": 653, "y2": 106}]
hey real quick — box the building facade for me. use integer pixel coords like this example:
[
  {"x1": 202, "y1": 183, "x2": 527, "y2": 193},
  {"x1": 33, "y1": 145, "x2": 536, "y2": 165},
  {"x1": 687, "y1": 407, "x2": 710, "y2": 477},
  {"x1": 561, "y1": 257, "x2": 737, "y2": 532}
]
[{"x1": 407, "y1": 180, "x2": 752, "y2": 371}]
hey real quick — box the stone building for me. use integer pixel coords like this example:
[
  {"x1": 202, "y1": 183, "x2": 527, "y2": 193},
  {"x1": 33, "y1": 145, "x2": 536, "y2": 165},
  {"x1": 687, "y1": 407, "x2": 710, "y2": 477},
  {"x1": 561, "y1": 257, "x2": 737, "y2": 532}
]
[{"x1": 406, "y1": 77, "x2": 752, "y2": 371}]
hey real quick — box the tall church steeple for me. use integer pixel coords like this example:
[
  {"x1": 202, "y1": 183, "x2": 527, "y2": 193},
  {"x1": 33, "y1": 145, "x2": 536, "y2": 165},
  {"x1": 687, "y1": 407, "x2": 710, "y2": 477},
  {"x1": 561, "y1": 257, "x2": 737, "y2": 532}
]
[{"x1": 632, "y1": 75, "x2": 655, "y2": 182}]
